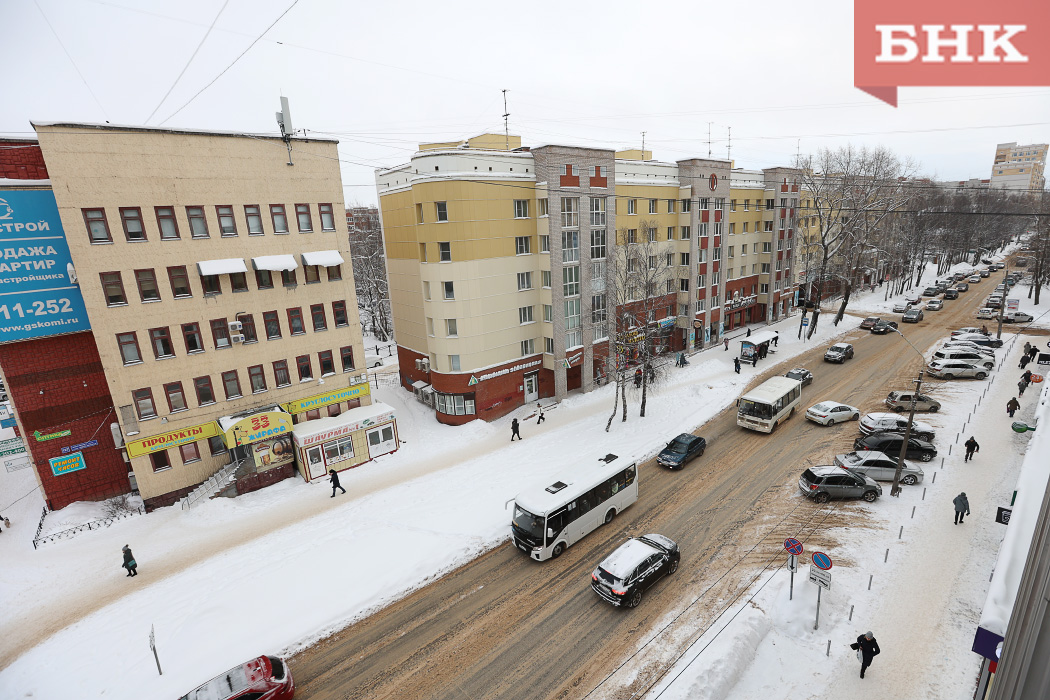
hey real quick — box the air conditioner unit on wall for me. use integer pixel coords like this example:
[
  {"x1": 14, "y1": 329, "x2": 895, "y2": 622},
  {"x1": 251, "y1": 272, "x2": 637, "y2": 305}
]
[
  {"x1": 228, "y1": 321, "x2": 243, "y2": 332},
  {"x1": 421, "y1": 358, "x2": 430, "y2": 372},
  {"x1": 230, "y1": 334, "x2": 246, "y2": 344}
]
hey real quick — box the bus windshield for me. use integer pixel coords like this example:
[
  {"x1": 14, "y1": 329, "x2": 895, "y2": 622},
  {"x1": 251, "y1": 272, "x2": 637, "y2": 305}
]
[
  {"x1": 513, "y1": 505, "x2": 545, "y2": 540},
  {"x1": 738, "y1": 399, "x2": 772, "y2": 420}
]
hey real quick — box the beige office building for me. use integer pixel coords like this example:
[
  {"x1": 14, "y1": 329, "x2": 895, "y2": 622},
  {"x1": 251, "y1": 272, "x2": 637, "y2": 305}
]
[
  {"x1": 33, "y1": 123, "x2": 388, "y2": 510},
  {"x1": 990, "y1": 142, "x2": 1047, "y2": 191}
]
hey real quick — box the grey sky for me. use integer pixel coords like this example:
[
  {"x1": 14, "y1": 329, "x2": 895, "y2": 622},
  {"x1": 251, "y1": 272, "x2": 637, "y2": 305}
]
[{"x1": 4, "y1": 0, "x2": 1048, "y2": 206}]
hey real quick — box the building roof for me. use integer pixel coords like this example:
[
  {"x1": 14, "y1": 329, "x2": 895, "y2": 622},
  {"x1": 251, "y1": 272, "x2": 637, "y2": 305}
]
[{"x1": 31, "y1": 120, "x2": 338, "y2": 144}]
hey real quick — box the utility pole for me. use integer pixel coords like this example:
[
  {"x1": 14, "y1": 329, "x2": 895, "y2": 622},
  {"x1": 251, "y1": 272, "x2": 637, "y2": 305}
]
[
  {"x1": 502, "y1": 89, "x2": 510, "y2": 152},
  {"x1": 727, "y1": 126, "x2": 732, "y2": 163},
  {"x1": 890, "y1": 327, "x2": 927, "y2": 497},
  {"x1": 996, "y1": 260, "x2": 1008, "y2": 339},
  {"x1": 707, "y1": 122, "x2": 713, "y2": 158},
  {"x1": 641, "y1": 131, "x2": 646, "y2": 158}
]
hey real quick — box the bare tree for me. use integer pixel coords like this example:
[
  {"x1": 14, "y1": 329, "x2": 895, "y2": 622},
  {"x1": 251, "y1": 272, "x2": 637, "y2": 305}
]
[{"x1": 347, "y1": 206, "x2": 393, "y2": 342}]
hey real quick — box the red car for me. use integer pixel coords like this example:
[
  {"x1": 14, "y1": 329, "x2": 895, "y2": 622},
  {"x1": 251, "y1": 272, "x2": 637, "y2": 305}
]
[
  {"x1": 179, "y1": 656, "x2": 294, "y2": 700},
  {"x1": 860, "y1": 317, "x2": 880, "y2": 330}
]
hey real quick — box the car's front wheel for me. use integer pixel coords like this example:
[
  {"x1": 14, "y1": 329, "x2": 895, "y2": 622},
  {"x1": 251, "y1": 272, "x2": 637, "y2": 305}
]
[
  {"x1": 551, "y1": 542, "x2": 565, "y2": 558},
  {"x1": 920, "y1": 452, "x2": 934, "y2": 462},
  {"x1": 851, "y1": 413, "x2": 860, "y2": 421},
  {"x1": 667, "y1": 558, "x2": 679, "y2": 575},
  {"x1": 862, "y1": 490, "x2": 878, "y2": 503},
  {"x1": 901, "y1": 475, "x2": 918, "y2": 485},
  {"x1": 929, "y1": 405, "x2": 939, "y2": 413},
  {"x1": 627, "y1": 589, "x2": 643, "y2": 608},
  {"x1": 976, "y1": 372, "x2": 988, "y2": 380}
]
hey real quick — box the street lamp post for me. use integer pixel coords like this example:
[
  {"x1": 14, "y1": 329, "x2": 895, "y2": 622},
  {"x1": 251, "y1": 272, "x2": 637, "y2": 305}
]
[{"x1": 890, "y1": 327, "x2": 928, "y2": 497}]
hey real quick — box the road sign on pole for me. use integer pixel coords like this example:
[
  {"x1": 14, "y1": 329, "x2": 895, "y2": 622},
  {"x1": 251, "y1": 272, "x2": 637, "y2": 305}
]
[
  {"x1": 812, "y1": 551, "x2": 833, "y2": 570},
  {"x1": 784, "y1": 538, "x2": 804, "y2": 555},
  {"x1": 809, "y1": 552, "x2": 833, "y2": 630},
  {"x1": 784, "y1": 538, "x2": 803, "y2": 600}
]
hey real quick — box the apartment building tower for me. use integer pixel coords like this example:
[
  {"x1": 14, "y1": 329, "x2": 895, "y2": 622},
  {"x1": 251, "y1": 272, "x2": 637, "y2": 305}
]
[
  {"x1": 990, "y1": 142, "x2": 1047, "y2": 191},
  {"x1": 377, "y1": 134, "x2": 798, "y2": 424}
]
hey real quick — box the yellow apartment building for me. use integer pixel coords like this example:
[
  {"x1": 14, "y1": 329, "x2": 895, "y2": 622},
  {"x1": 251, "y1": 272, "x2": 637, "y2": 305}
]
[{"x1": 991, "y1": 142, "x2": 1047, "y2": 191}]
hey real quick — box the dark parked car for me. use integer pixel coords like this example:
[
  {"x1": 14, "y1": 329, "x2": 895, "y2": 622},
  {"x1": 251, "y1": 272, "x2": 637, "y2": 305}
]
[
  {"x1": 798, "y1": 465, "x2": 882, "y2": 503},
  {"x1": 824, "y1": 343, "x2": 854, "y2": 363},
  {"x1": 922, "y1": 287, "x2": 940, "y2": 297},
  {"x1": 591, "y1": 534, "x2": 680, "y2": 608},
  {"x1": 853, "y1": 433, "x2": 937, "y2": 462},
  {"x1": 943, "y1": 289, "x2": 959, "y2": 300},
  {"x1": 860, "y1": 317, "x2": 880, "y2": 330},
  {"x1": 871, "y1": 320, "x2": 898, "y2": 335},
  {"x1": 954, "y1": 333, "x2": 1003, "y2": 348},
  {"x1": 785, "y1": 367, "x2": 814, "y2": 387},
  {"x1": 903, "y1": 308, "x2": 924, "y2": 323},
  {"x1": 179, "y1": 656, "x2": 294, "y2": 700},
  {"x1": 955, "y1": 282, "x2": 969, "y2": 292},
  {"x1": 656, "y1": 433, "x2": 707, "y2": 469}
]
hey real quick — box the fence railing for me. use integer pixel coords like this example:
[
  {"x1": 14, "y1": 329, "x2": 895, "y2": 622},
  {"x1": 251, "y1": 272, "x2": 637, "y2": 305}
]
[
  {"x1": 364, "y1": 343, "x2": 397, "y2": 358},
  {"x1": 33, "y1": 506, "x2": 144, "y2": 549},
  {"x1": 180, "y1": 460, "x2": 240, "y2": 510}
]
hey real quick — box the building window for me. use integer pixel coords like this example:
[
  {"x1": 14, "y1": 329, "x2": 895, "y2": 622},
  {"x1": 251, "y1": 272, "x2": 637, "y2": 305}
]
[
  {"x1": 319, "y1": 350, "x2": 335, "y2": 376},
  {"x1": 647, "y1": 228, "x2": 656, "y2": 242},
  {"x1": 627, "y1": 229, "x2": 637, "y2": 244},
  {"x1": 667, "y1": 199, "x2": 676, "y2": 214},
  {"x1": 100, "y1": 272, "x2": 127, "y2": 306},
  {"x1": 327, "y1": 264, "x2": 342, "y2": 281},
  {"x1": 304, "y1": 265, "x2": 320, "y2": 284},
  {"x1": 83, "y1": 208, "x2": 111, "y2": 243},
  {"x1": 514, "y1": 200, "x2": 529, "y2": 218},
  {"x1": 210, "y1": 318, "x2": 231, "y2": 349},
  {"x1": 135, "y1": 269, "x2": 161, "y2": 302},
  {"x1": 435, "y1": 392, "x2": 476, "y2": 416},
  {"x1": 200, "y1": 274, "x2": 221, "y2": 295},
  {"x1": 538, "y1": 198, "x2": 549, "y2": 216},
  {"x1": 516, "y1": 236, "x2": 531, "y2": 255},
  {"x1": 627, "y1": 199, "x2": 636, "y2": 215},
  {"x1": 180, "y1": 323, "x2": 203, "y2": 354},
  {"x1": 191, "y1": 376, "x2": 214, "y2": 406},
  {"x1": 543, "y1": 337, "x2": 554, "y2": 353},
  {"x1": 446, "y1": 318, "x2": 458, "y2": 336},
  {"x1": 561, "y1": 198, "x2": 579, "y2": 228},
  {"x1": 270, "y1": 205, "x2": 289, "y2": 233},
  {"x1": 728, "y1": 245, "x2": 735, "y2": 258},
  {"x1": 150, "y1": 450, "x2": 171, "y2": 472},
  {"x1": 680, "y1": 252, "x2": 690, "y2": 266},
  {"x1": 319, "y1": 203, "x2": 336, "y2": 231},
  {"x1": 517, "y1": 271, "x2": 533, "y2": 290},
  {"x1": 443, "y1": 281, "x2": 454, "y2": 299},
  {"x1": 680, "y1": 278, "x2": 690, "y2": 292},
  {"x1": 521, "y1": 338, "x2": 535, "y2": 356},
  {"x1": 149, "y1": 327, "x2": 175, "y2": 359},
  {"x1": 295, "y1": 204, "x2": 313, "y2": 232},
  {"x1": 164, "y1": 382, "x2": 188, "y2": 412},
  {"x1": 208, "y1": 435, "x2": 226, "y2": 456},
  {"x1": 296, "y1": 355, "x2": 313, "y2": 380},
  {"x1": 166, "y1": 266, "x2": 191, "y2": 298},
  {"x1": 273, "y1": 360, "x2": 291, "y2": 387},
  {"x1": 649, "y1": 199, "x2": 657, "y2": 214},
  {"x1": 592, "y1": 294, "x2": 607, "y2": 340},
  {"x1": 682, "y1": 199, "x2": 692, "y2": 212},
  {"x1": 648, "y1": 255, "x2": 657, "y2": 270},
  {"x1": 665, "y1": 279, "x2": 673, "y2": 293},
  {"x1": 118, "y1": 207, "x2": 146, "y2": 241},
  {"x1": 590, "y1": 228, "x2": 606, "y2": 259},
  {"x1": 310, "y1": 304, "x2": 327, "y2": 332},
  {"x1": 117, "y1": 332, "x2": 142, "y2": 365},
  {"x1": 244, "y1": 205, "x2": 264, "y2": 235},
  {"x1": 519, "y1": 306, "x2": 534, "y2": 324},
  {"x1": 592, "y1": 260, "x2": 605, "y2": 291},
  {"x1": 435, "y1": 201, "x2": 448, "y2": 222},
  {"x1": 589, "y1": 197, "x2": 606, "y2": 226},
  {"x1": 221, "y1": 370, "x2": 242, "y2": 399},
  {"x1": 562, "y1": 230, "x2": 579, "y2": 262},
  {"x1": 340, "y1": 346, "x2": 355, "y2": 372},
  {"x1": 263, "y1": 311, "x2": 281, "y2": 339},
  {"x1": 328, "y1": 404, "x2": 342, "y2": 418},
  {"x1": 541, "y1": 270, "x2": 551, "y2": 288},
  {"x1": 437, "y1": 242, "x2": 452, "y2": 262},
  {"x1": 182, "y1": 206, "x2": 208, "y2": 238},
  {"x1": 281, "y1": 269, "x2": 297, "y2": 287},
  {"x1": 287, "y1": 308, "x2": 305, "y2": 335},
  {"x1": 538, "y1": 234, "x2": 550, "y2": 253},
  {"x1": 332, "y1": 300, "x2": 349, "y2": 327},
  {"x1": 179, "y1": 442, "x2": 201, "y2": 464},
  {"x1": 563, "y1": 266, "x2": 580, "y2": 297},
  {"x1": 235, "y1": 314, "x2": 256, "y2": 343},
  {"x1": 255, "y1": 269, "x2": 274, "y2": 290},
  {"x1": 133, "y1": 388, "x2": 157, "y2": 419},
  {"x1": 230, "y1": 272, "x2": 249, "y2": 292},
  {"x1": 449, "y1": 355, "x2": 461, "y2": 371}
]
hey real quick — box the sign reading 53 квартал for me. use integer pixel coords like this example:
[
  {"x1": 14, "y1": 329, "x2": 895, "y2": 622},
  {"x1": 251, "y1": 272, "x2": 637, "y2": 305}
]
[{"x1": 0, "y1": 190, "x2": 90, "y2": 343}]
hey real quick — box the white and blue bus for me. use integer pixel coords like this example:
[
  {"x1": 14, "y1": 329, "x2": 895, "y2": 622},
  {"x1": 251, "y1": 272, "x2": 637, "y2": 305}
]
[
  {"x1": 511, "y1": 453, "x2": 639, "y2": 561},
  {"x1": 737, "y1": 376, "x2": 803, "y2": 433}
]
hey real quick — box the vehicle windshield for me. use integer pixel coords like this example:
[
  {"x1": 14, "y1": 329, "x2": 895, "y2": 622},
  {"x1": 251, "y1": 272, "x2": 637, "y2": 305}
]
[
  {"x1": 667, "y1": 439, "x2": 690, "y2": 454},
  {"x1": 512, "y1": 505, "x2": 544, "y2": 540},
  {"x1": 738, "y1": 399, "x2": 772, "y2": 420}
]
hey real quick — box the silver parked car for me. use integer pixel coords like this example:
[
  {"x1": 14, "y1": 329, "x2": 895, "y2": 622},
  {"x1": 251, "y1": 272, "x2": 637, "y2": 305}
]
[
  {"x1": 885, "y1": 391, "x2": 941, "y2": 413},
  {"x1": 798, "y1": 465, "x2": 882, "y2": 503},
  {"x1": 859, "y1": 412, "x2": 936, "y2": 441},
  {"x1": 927, "y1": 360, "x2": 988, "y2": 380},
  {"x1": 835, "y1": 450, "x2": 924, "y2": 484}
]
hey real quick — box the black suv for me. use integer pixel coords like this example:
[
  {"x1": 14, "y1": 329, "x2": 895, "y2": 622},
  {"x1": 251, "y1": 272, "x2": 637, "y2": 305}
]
[
  {"x1": 871, "y1": 320, "x2": 898, "y2": 335},
  {"x1": 591, "y1": 534, "x2": 680, "y2": 608},
  {"x1": 853, "y1": 433, "x2": 937, "y2": 462},
  {"x1": 798, "y1": 465, "x2": 882, "y2": 503},
  {"x1": 824, "y1": 343, "x2": 854, "y2": 363},
  {"x1": 656, "y1": 434, "x2": 706, "y2": 469}
]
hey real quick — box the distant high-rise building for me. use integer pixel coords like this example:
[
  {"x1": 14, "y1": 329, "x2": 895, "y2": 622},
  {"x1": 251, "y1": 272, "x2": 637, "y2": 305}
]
[{"x1": 990, "y1": 142, "x2": 1047, "y2": 191}]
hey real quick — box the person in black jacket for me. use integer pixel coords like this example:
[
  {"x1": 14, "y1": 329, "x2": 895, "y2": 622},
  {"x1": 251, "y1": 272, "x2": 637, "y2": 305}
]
[
  {"x1": 850, "y1": 631, "x2": 880, "y2": 678},
  {"x1": 964, "y1": 436, "x2": 980, "y2": 462},
  {"x1": 122, "y1": 544, "x2": 138, "y2": 577},
  {"x1": 329, "y1": 469, "x2": 346, "y2": 497}
]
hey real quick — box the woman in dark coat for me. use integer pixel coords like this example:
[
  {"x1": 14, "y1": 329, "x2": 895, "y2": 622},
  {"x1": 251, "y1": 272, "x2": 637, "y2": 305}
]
[
  {"x1": 851, "y1": 631, "x2": 880, "y2": 678},
  {"x1": 122, "y1": 545, "x2": 138, "y2": 577}
]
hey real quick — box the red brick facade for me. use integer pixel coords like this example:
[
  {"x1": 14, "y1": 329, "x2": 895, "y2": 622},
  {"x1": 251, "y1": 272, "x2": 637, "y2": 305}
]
[
  {"x1": 0, "y1": 332, "x2": 129, "y2": 510},
  {"x1": 0, "y1": 140, "x2": 48, "y2": 180}
]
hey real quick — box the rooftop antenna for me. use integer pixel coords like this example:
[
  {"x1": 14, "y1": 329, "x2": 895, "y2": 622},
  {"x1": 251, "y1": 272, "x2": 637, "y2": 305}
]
[
  {"x1": 641, "y1": 131, "x2": 646, "y2": 159},
  {"x1": 726, "y1": 126, "x2": 732, "y2": 164},
  {"x1": 502, "y1": 89, "x2": 510, "y2": 151},
  {"x1": 707, "y1": 122, "x2": 712, "y2": 158},
  {"x1": 276, "y1": 96, "x2": 294, "y2": 166}
]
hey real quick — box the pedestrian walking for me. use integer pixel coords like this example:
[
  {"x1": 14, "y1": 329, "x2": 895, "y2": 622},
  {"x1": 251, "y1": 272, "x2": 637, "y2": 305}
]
[
  {"x1": 1030, "y1": 346, "x2": 1039, "y2": 362},
  {"x1": 634, "y1": 368, "x2": 643, "y2": 387},
  {"x1": 772, "y1": 331, "x2": 779, "y2": 347},
  {"x1": 954, "y1": 492, "x2": 971, "y2": 524},
  {"x1": 746, "y1": 328, "x2": 752, "y2": 338},
  {"x1": 1024, "y1": 341, "x2": 1032, "y2": 356},
  {"x1": 752, "y1": 353, "x2": 758, "y2": 368},
  {"x1": 675, "y1": 352, "x2": 683, "y2": 367},
  {"x1": 723, "y1": 337, "x2": 729, "y2": 351},
  {"x1": 964, "y1": 436, "x2": 980, "y2": 462},
  {"x1": 850, "y1": 631, "x2": 881, "y2": 679},
  {"x1": 1019, "y1": 379, "x2": 1028, "y2": 396},
  {"x1": 759, "y1": 345, "x2": 767, "y2": 359},
  {"x1": 329, "y1": 468, "x2": 346, "y2": 497},
  {"x1": 733, "y1": 357, "x2": 741, "y2": 374},
  {"x1": 1020, "y1": 354, "x2": 1031, "y2": 370},
  {"x1": 1007, "y1": 397, "x2": 1021, "y2": 417},
  {"x1": 511, "y1": 418, "x2": 522, "y2": 441},
  {"x1": 121, "y1": 544, "x2": 138, "y2": 577},
  {"x1": 536, "y1": 404, "x2": 545, "y2": 424},
  {"x1": 1022, "y1": 369, "x2": 1033, "y2": 384}
]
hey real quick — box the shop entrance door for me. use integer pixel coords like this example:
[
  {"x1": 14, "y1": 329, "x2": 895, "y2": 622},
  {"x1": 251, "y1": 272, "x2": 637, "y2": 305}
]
[
  {"x1": 367, "y1": 424, "x2": 397, "y2": 458},
  {"x1": 523, "y1": 373, "x2": 539, "y2": 403},
  {"x1": 306, "y1": 446, "x2": 327, "y2": 480}
]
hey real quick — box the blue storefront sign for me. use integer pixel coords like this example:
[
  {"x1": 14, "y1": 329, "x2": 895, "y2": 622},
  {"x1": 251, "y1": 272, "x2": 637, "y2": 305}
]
[
  {"x1": 61, "y1": 439, "x2": 98, "y2": 454},
  {"x1": 0, "y1": 190, "x2": 91, "y2": 344},
  {"x1": 49, "y1": 451, "x2": 86, "y2": 476}
]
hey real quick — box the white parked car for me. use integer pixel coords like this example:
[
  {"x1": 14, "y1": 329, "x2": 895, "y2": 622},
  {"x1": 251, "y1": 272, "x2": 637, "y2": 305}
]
[
  {"x1": 925, "y1": 299, "x2": 943, "y2": 311},
  {"x1": 892, "y1": 301, "x2": 910, "y2": 313},
  {"x1": 805, "y1": 401, "x2": 860, "y2": 426},
  {"x1": 927, "y1": 360, "x2": 988, "y2": 380},
  {"x1": 859, "y1": 412, "x2": 936, "y2": 441},
  {"x1": 942, "y1": 340, "x2": 996, "y2": 357},
  {"x1": 1003, "y1": 311, "x2": 1034, "y2": 323},
  {"x1": 364, "y1": 354, "x2": 383, "y2": 368},
  {"x1": 975, "y1": 308, "x2": 996, "y2": 319}
]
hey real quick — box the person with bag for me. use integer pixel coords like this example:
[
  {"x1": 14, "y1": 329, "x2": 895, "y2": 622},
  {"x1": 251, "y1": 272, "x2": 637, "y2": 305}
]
[
  {"x1": 849, "y1": 631, "x2": 880, "y2": 678},
  {"x1": 954, "y1": 492, "x2": 970, "y2": 525},
  {"x1": 1007, "y1": 397, "x2": 1021, "y2": 418},
  {"x1": 122, "y1": 544, "x2": 138, "y2": 577}
]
